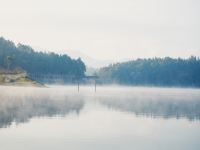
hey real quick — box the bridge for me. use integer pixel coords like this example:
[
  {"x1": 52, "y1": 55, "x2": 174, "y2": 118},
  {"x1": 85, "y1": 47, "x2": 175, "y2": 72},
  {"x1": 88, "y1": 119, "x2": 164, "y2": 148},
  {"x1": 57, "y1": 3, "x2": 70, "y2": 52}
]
[{"x1": 27, "y1": 73, "x2": 98, "y2": 92}]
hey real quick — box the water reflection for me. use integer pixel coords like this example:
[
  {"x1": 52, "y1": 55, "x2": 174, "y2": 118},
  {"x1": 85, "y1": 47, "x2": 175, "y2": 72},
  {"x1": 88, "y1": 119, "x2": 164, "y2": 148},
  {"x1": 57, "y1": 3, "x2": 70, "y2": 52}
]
[
  {"x1": 0, "y1": 87, "x2": 84, "y2": 128},
  {"x1": 97, "y1": 87, "x2": 200, "y2": 120},
  {"x1": 100, "y1": 97, "x2": 200, "y2": 120},
  {"x1": 0, "y1": 86, "x2": 200, "y2": 128}
]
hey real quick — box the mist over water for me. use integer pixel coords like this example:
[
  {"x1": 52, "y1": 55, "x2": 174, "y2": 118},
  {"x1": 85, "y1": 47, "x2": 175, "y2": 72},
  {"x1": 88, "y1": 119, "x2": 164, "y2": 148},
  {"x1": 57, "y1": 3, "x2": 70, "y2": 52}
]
[{"x1": 0, "y1": 85, "x2": 200, "y2": 150}]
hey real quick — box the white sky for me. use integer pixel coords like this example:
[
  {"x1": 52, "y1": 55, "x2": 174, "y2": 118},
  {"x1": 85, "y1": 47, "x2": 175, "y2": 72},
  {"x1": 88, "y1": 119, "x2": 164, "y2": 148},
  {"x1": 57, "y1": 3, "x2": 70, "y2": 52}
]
[{"x1": 0, "y1": 0, "x2": 200, "y2": 61}]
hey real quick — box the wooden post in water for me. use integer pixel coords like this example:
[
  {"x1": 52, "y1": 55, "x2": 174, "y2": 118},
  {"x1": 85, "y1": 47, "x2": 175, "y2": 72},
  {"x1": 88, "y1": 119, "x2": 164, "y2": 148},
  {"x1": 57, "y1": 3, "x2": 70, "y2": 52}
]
[
  {"x1": 94, "y1": 79, "x2": 96, "y2": 92},
  {"x1": 78, "y1": 79, "x2": 79, "y2": 92}
]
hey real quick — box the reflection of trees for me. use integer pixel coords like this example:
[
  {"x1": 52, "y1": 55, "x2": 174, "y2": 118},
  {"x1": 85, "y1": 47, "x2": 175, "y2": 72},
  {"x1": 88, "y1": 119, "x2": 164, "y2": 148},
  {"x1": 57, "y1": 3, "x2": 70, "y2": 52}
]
[
  {"x1": 0, "y1": 95, "x2": 84, "y2": 128},
  {"x1": 0, "y1": 88, "x2": 200, "y2": 129},
  {"x1": 99, "y1": 95, "x2": 200, "y2": 121}
]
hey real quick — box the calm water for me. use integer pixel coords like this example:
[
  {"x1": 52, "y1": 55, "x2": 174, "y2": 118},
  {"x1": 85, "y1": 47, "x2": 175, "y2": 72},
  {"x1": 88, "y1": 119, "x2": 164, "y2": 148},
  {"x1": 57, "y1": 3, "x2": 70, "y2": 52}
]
[{"x1": 0, "y1": 85, "x2": 200, "y2": 150}]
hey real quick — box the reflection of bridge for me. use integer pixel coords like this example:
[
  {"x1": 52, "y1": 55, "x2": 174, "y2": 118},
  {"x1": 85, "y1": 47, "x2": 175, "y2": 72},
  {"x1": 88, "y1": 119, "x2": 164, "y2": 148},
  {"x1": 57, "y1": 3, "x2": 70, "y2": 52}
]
[{"x1": 28, "y1": 73, "x2": 98, "y2": 92}]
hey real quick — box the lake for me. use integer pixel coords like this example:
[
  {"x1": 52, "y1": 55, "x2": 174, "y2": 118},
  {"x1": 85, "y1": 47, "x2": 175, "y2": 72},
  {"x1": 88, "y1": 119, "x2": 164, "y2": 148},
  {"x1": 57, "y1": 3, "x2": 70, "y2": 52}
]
[{"x1": 0, "y1": 85, "x2": 200, "y2": 150}]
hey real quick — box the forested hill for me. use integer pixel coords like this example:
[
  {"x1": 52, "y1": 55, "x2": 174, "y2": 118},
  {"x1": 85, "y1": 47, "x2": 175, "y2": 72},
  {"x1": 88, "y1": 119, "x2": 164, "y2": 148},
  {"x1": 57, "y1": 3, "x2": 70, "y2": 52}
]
[
  {"x1": 98, "y1": 57, "x2": 200, "y2": 87},
  {"x1": 0, "y1": 37, "x2": 86, "y2": 77}
]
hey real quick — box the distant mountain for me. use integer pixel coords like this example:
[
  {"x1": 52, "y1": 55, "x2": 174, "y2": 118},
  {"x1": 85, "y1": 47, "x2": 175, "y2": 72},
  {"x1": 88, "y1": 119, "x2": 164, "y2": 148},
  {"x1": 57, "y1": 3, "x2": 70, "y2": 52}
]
[{"x1": 66, "y1": 50, "x2": 113, "y2": 68}]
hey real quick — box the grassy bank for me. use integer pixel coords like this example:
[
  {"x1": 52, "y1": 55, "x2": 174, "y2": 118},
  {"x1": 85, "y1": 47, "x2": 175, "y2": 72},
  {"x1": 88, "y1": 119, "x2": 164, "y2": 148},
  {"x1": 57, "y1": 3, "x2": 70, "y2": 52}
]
[{"x1": 0, "y1": 73, "x2": 44, "y2": 87}]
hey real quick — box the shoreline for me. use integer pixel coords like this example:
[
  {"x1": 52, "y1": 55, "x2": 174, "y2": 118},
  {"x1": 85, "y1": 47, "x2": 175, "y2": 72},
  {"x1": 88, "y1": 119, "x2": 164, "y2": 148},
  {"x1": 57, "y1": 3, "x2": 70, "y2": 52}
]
[{"x1": 0, "y1": 73, "x2": 45, "y2": 87}]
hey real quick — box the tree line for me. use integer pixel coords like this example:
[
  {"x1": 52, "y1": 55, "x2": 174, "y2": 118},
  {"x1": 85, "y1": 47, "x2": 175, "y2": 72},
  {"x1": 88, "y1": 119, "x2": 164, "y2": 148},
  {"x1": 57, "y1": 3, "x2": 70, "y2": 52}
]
[
  {"x1": 98, "y1": 57, "x2": 200, "y2": 87},
  {"x1": 0, "y1": 37, "x2": 86, "y2": 78},
  {"x1": 1, "y1": 37, "x2": 200, "y2": 87}
]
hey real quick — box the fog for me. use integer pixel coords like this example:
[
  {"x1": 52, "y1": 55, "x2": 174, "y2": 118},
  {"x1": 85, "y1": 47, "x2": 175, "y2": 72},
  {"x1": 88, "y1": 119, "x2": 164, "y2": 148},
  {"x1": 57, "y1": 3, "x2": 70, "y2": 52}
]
[{"x1": 0, "y1": 85, "x2": 200, "y2": 128}]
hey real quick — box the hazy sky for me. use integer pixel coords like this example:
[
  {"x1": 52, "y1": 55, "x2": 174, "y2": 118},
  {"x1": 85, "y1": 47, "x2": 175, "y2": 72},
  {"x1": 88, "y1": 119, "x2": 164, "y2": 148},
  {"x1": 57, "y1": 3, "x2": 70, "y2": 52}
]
[{"x1": 0, "y1": 0, "x2": 200, "y2": 61}]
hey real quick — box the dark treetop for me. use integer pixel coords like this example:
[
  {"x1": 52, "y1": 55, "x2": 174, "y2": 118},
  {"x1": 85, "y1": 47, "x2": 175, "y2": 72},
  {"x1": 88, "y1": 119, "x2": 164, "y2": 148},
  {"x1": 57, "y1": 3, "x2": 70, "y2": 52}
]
[
  {"x1": 0, "y1": 37, "x2": 86, "y2": 78},
  {"x1": 98, "y1": 57, "x2": 200, "y2": 87}
]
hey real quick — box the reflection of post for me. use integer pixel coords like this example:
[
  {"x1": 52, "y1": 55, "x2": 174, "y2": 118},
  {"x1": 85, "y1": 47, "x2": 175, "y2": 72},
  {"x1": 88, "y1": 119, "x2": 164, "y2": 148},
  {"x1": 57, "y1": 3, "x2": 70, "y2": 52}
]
[{"x1": 95, "y1": 79, "x2": 96, "y2": 92}]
